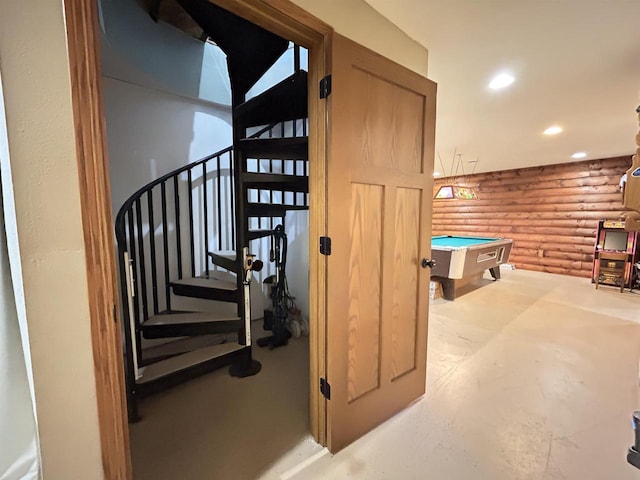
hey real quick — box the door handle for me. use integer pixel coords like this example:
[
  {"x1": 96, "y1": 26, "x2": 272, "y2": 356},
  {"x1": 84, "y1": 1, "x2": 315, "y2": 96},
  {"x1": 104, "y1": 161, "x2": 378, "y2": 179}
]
[{"x1": 421, "y1": 258, "x2": 436, "y2": 269}]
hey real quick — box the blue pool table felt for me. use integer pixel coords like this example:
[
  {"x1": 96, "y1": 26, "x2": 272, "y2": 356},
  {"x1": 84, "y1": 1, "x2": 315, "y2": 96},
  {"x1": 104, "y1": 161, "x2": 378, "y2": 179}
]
[{"x1": 431, "y1": 235, "x2": 500, "y2": 248}]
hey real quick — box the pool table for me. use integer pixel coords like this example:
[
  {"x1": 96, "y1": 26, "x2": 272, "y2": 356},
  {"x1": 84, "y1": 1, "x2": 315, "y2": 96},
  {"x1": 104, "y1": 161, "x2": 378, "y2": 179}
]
[{"x1": 430, "y1": 235, "x2": 514, "y2": 300}]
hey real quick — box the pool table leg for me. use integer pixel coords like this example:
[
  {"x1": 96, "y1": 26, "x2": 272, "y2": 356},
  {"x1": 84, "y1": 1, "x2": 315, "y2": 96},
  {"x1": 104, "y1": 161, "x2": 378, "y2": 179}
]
[
  {"x1": 440, "y1": 278, "x2": 455, "y2": 301},
  {"x1": 489, "y1": 266, "x2": 501, "y2": 280}
]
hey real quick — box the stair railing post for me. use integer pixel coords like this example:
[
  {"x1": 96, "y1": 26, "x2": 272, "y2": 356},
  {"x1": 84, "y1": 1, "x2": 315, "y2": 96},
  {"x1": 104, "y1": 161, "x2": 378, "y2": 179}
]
[
  {"x1": 232, "y1": 88, "x2": 250, "y2": 356},
  {"x1": 116, "y1": 239, "x2": 140, "y2": 422},
  {"x1": 229, "y1": 247, "x2": 262, "y2": 377}
]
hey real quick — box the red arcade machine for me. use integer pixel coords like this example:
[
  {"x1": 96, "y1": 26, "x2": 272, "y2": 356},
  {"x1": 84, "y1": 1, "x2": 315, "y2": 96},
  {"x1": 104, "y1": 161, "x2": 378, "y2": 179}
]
[{"x1": 591, "y1": 219, "x2": 639, "y2": 291}]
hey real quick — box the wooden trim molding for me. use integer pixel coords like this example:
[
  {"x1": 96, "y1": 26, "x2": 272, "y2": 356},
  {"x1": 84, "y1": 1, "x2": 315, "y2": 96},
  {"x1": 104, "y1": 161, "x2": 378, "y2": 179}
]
[
  {"x1": 63, "y1": 1, "x2": 132, "y2": 478},
  {"x1": 212, "y1": 0, "x2": 332, "y2": 43},
  {"x1": 306, "y1": 32, "x2": 330, "y2": 446}
]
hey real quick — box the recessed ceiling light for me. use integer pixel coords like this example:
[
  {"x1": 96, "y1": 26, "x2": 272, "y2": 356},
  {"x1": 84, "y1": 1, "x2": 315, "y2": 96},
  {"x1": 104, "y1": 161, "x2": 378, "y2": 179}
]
[
  {"x1": 488, "y1": 73, "x2": 515, "y2": 90},
  {"x1": 543, "y1": 125, "x2": 563, "y2": 135},
  {"x1": 433, "y1": 171, "x2": 441, "y2": 177},
  {"x1": 571, "y1": 151, "x2": 587, "y2": 159}
]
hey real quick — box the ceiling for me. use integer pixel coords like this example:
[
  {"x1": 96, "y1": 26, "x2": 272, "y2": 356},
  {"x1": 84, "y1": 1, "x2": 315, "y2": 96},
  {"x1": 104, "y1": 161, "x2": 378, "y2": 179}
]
[{"x1": 364, "y1": 0, "x2": 640, "y2": 176}]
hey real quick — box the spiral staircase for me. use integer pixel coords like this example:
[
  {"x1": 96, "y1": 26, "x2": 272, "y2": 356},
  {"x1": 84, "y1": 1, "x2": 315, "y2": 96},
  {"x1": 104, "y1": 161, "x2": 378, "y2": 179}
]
[{"x1": 115, "y1": 0, "x2": 310, "y2": 421}]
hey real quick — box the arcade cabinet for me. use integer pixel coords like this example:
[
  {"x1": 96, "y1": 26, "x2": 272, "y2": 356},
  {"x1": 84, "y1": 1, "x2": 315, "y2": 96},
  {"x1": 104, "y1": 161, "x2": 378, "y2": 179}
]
[{"x1": 591, "y1": 220, "x2": 639, "y2": 291}]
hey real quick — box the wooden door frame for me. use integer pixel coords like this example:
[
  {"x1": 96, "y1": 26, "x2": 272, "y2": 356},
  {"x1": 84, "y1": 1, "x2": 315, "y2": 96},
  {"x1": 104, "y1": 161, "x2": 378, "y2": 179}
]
[
  {"x1": 64, "y1": 1, "x2": 132, "y2": 478},
  {"x1": 64, "y1": 0, "x2": 331, "y2": 477}
]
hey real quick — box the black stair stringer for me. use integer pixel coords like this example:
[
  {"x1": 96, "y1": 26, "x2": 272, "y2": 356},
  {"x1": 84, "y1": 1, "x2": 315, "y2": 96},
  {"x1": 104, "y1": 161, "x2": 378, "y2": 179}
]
[
  {"x1": 176, "y1": 0, "x2": 289, "y2": 96},
  {"x1": 235, "y1": 70, "x2": 308, "y2": 127}
]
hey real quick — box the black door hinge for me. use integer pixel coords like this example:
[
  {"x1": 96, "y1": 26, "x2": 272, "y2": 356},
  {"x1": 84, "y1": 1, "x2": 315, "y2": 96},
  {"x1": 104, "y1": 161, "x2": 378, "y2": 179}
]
[
  {"x1": 320, "y1": 75, "x2": 332, "y2": 99},
  {"x1": 320, "y1": 236, "x2": 332, "y2": 256},
  {"x1": 320, "y1": 378, "x2": 331, "y2": 400}
]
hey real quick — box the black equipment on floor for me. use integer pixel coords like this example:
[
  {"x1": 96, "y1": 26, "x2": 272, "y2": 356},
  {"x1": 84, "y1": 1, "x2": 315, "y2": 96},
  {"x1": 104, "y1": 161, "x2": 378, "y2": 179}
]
[
  {"x1": 257, "y1": 225, "x2": 295, "y2": 349},
  {"x1": 628, "y1": 411, "x2": 640, "y2": 469}
]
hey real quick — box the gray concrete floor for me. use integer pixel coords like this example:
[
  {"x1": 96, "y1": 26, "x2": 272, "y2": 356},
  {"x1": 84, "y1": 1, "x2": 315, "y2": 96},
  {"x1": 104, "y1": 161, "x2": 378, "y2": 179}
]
[{"x1": 131, "y1": 269, "x2": 640, "y2": 479}]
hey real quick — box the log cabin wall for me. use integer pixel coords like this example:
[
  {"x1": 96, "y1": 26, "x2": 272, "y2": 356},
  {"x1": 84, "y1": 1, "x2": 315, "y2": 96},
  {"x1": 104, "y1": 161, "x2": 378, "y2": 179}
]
[{"x1": 432, "y1": 156, "x2": 631, "y2": 278}]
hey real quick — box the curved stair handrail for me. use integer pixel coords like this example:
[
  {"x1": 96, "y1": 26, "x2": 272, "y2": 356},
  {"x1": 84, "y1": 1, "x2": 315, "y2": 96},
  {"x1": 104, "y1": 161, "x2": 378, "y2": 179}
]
[
  {"x1": 114, "y1": 121, "x2": 290, "y2": 387},
  {"x1": 115, "y1": 120, "x2": 280, "y2": 244},
  {"x1": 115, "y1": 146, "x2": 233, "y2": 245}
]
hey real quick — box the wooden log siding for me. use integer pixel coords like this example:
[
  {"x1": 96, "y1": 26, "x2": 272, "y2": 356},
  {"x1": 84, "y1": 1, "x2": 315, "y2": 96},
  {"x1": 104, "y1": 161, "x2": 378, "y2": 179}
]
[{"x1": 432, "y1": 156, "x2": 631, "y2": 278}]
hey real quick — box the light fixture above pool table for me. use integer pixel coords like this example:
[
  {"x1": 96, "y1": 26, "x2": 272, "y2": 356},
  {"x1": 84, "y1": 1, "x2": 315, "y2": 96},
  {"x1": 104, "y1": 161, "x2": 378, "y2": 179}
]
[
  {"x1": 434, "y1": 184, "x2": 478, "y2": 200},
  {"x1": 434, "y1": 150, "x2": 479, "y2": 199}
]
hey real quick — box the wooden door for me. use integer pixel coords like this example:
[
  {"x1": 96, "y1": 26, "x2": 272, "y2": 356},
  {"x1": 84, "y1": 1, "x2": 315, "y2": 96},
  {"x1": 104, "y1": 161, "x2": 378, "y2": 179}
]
[{"x1": 325, "y1": 33, "x2": 436, "y2": 452}]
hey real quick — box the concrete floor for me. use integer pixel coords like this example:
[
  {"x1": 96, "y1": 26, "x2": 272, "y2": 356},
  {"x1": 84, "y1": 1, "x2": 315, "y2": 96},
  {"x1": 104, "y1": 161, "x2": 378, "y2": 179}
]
[{"x1": 131, "y1": 269, "x2": 640, "y2": 479}]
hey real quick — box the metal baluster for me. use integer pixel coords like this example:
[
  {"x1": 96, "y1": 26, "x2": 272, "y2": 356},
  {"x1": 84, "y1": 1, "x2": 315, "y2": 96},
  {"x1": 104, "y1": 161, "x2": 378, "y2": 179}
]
[
  {"x1": 203, "y1": 162, "x2": 209, "y2": 278},
  {"x1": 147, "y1": 190, "x2": 159, "y2": 314},
  {"x1": 187, "y1": 169, "x2": 195, "y2": 278},
  {"x1": 161, "y1": 182, "x2": 171, "y2": 310},
  {"x1": 127, "y1": 208, "x2": 142, "y2": 362},
  {"x1": 134, "y1": 199, "x2": 148, "y2": 321},
  {"x1": 173, "y1": 176, "x2": 183, "y2": 280}
]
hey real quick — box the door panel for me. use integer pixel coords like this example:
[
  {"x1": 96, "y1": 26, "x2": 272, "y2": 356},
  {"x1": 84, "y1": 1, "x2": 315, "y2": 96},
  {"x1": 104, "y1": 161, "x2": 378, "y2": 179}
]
[
  {"x1": 326, "y1": 33, "x2": 436, "y2": 452},
  {"x1": 392, "y1": 187, "x2": 422, "y2": 379},
  {"x1": 350, "y1": 66, "x2": 426, "y2": 174},
  {"x1": 347, "y1": 182, "x2": 384, "y2": 402}
]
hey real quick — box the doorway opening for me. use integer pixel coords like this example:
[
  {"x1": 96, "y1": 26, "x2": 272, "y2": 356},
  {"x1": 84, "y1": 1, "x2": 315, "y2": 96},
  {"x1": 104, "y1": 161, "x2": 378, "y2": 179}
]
[{"x1": 99, "y1": 0, "x2": 324, "y2": 476}]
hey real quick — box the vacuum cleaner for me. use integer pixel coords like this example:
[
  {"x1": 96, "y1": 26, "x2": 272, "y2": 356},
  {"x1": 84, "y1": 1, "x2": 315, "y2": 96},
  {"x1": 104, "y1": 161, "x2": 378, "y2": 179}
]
[{"x1": 257, "y1": 224, "x2": 299, "y2": 348}]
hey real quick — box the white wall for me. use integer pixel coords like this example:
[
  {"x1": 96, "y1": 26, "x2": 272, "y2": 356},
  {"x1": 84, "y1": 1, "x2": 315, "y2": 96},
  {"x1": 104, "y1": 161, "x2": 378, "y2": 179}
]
[
  {"x1": 99, "y1": 0, "x2": 231, "y2": 105},
  {"x1": 99, "y1": 0, "x2": 233, "y2": 213},
  {"x1": 285, "y1": 211, "x2": 310, "y2": 319},
  {"x1": 0, "y1": 198, "x2": 39, "y2": 480},
  {"x1": 0, "y1": 1, "x2": 104, "y2": 478},
  {"x1": 0, "y1": 68, "x2": 39, "y2": 480},
  {"x1": 290, "y1": 0, "x2": 429, "y2": 76},
  {"x1": 103, "y1": 78, "x2": 232, "y2": 212}
]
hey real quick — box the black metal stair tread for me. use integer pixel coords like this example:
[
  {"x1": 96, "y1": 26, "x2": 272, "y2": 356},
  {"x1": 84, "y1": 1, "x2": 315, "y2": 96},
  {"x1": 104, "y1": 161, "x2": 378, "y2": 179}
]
[
  {"x1": 238, "y1": 137, "x2": 308, "y2": 160},
  {"x1": 207, "y1": 251, "x2": 238, "y2": 273},
  {"x1": 248, "y1": 229, "x2": 275, "y2": 241},
  {"x1": 170, "y1": 273, "x2": 239, "y2": 302},
  {"x1": 136, "y1": 343, "x2": 244, "y2": 385},
  {"x1": 246, "y1": 203, "x2": 309, "y2": 217},
  {"x1": 208, "y1": 250, "x2": 236, "y2": 260},
  {"x1": 241, "y1": 173, "x2": 309, "y2": 193},
  {"x1": 235, "y1": 70, "x2": 308, "y2": 127},
  {"x1": 141, "y1": 310, "x2": 242, "y2": 339},
  {"x1": 170, "y1": 275, "x2": 237, "y2": 291},
  {"x1": 143, "y1": 311, "x2": 240, "y2": 326},
  {"x1": 140, "y1": 334, "x2": 233, "y2": 366}
]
